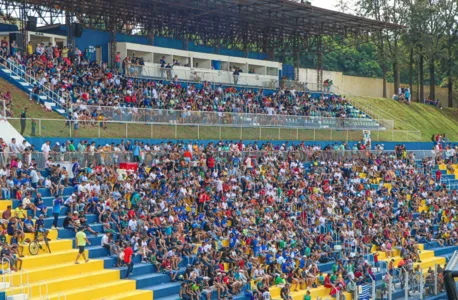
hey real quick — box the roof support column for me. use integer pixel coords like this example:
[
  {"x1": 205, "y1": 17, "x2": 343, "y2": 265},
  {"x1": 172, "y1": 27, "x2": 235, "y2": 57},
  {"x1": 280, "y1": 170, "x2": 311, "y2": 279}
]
[
  {"x1": 20, "y1": 0, "x2": 28, "y2": 52},
  {"x1": 66, "y1": 11, "x2": 74, "y2": 49},
  {"x1": 293, "y1": 34, "x2": 300, "y2": 81},
  {"x1": 316, "y1": 35, "x2": 323, "y2": 92},
  {"x1": 109, "y1": 18, "x2": 117, "y2": 69}
]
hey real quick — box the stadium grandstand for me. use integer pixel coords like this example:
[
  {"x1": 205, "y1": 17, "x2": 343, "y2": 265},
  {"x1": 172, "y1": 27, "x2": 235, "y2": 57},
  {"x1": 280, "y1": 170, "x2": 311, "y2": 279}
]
[{"x1": 0, "y1": 0, "x2": 456, "y2": 299}]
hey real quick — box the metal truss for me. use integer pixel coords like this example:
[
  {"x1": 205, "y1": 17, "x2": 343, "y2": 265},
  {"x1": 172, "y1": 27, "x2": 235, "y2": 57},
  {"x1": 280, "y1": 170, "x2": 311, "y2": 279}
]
[{"x1": 0, "y1": 0, "x2": 401, "y2": 84}]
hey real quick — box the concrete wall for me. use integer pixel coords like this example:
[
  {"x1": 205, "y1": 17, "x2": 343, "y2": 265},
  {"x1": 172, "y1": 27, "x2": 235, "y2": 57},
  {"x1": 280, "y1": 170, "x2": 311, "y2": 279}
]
[
  {"x1": 298, "y1": 68, "x2": 458, "y2": 108},
  {"x1": 25, "y1": 138, "x2": 438, "y2": 151}
]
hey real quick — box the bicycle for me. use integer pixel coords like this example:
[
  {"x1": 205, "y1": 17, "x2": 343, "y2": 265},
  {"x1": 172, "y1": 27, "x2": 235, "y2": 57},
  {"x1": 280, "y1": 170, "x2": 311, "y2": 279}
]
[{"x1": 28, "y1": 230, "x2": 51, "y2": 255}]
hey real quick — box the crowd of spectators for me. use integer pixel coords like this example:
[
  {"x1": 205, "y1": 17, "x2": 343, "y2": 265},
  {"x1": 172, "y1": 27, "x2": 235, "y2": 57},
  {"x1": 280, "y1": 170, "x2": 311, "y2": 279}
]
[
  {"x1": 0, "y1": 138, "x2": 456, "y2": 299},
  {"x1": 0, "y1": 43, "x2": 370, "y2": 124},
  {"x1": 0, "y1": 40, "x2": 457, "y2": 299}
]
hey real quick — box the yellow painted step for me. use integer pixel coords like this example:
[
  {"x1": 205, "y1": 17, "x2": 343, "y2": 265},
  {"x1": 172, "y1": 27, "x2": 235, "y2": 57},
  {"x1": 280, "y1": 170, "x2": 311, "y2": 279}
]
[
  {"x1": 272, "y1": 288, "x2": 352, "y2": 300},
  {"x1": 1, "y1": 260, "x2": 104, "y2": 285},
  {"x1": 32, "y1": 280, "x2": 137, "y2": 300},
  {"x1": 94, "y1": 290, "x2": 153, "y2": 300},
  {"x1": 19, "y1": 249, "x2": 88, "y2": 269},
  {"x1": 380, "y1": 250, "x2": 436, "y2": 265},
  {"x1": 414, "y1": 257, "x2": 446, "y2": 269},
  {"x1": 9, "y1": 269, "x2": 121, "y2": 296},
  {"x1": 5, "y1": 229, "x2": 59, "y2": 245},
  {"x1": 0, "y1": 200, "x2": 12, "y2": 210},
  {"x1": 20, "y1": 239, "x2": 72, "y2": 256}
]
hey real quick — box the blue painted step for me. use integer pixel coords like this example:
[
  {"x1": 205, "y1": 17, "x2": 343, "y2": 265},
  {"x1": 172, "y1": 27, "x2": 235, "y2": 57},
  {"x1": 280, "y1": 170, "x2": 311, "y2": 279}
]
[
  {"x1": 142, "y1": 281, "x2": 181, "y2": 299},
  {"x1": 133, "y1": 267, "x2": 185, "y2": 289}
]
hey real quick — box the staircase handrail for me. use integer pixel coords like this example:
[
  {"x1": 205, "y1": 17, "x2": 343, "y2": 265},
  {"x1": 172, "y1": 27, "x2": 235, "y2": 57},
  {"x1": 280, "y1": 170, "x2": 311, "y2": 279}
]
[{"x1": 4, "y1": 60, "x2": 65, "y2": 111}]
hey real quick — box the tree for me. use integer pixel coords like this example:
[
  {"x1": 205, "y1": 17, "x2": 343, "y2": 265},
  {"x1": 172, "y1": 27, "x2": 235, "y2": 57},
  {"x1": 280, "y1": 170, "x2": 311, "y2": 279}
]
[
  {"x1": 438, "y1": 0, "x2": 458, "y2": 107},
  {"x1": 356, "y1": 0, "x2": 408, "y2": 97}
]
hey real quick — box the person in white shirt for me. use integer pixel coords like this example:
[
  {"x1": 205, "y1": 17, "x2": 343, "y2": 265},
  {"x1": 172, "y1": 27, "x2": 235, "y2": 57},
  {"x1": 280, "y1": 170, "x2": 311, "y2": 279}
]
[
  {"x1": 101, "y1": 232, "x2": 112, "y2": 251},
  {"x1": 9, "y1": 138, "x2": 19, "y2": 154},
  {"x1": 41, "y1": 141, "x2": 51, "y2": 160},
  {"x1": 30, "y1": 166, "x2": 40, "y2": 190}
]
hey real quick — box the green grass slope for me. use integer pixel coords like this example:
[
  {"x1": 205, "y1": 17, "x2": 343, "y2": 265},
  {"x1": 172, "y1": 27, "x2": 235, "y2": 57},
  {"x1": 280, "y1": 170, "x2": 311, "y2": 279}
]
[
  {"x1": 350, "y1": 96, "x2": 458, "y2": 142},
  {"x1": 2, "y1": 77, "x2": 457, "y2": 141}
]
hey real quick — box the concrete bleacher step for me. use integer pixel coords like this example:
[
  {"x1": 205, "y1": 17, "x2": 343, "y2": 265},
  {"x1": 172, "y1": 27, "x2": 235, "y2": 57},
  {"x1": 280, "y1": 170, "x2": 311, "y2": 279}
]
[
  {"x1": 93, "y1": 289, "x2": 153, "y2": 300},
  {"x1": 18, "y1": 249, "x2": 89, "y2": 269},
  {"x1": 31, "y1": 279, "x2": 137, "y2": 300},
  {"x1": 20, "y1": 239, "x2": 72, "y2": 256},
  {"x1": 133, "y1": 269, "x2": 185, "y2": 289},
  {"x1": 1, "y1": 260, "x2": 104, "y2": 285},
  {"x1": 8, "y1": 269, "x2": 121, "y2": 297},
  {"x1": 101, "y1": 255, "x2": 142, "y2": 269},
  {"x1": 270, "y1": 287, "x2": 353, "y2": 300},
  {"x1": 432, "y1": 245, "x2": 458, "y2": 257},
  {"x1": 142, "y1": 281, "x2": 181, "y2": 299},
  {"x1": 4, "y1": 229, "x2": 58, "y2": 245}
]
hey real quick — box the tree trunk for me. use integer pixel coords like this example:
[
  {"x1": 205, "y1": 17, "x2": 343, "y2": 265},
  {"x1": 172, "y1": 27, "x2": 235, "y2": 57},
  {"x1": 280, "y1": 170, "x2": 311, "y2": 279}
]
[
  {"x1": 429, "y1": 55, "x2": 435, "y2": 100},
  {"x1": 382, "y1": 63, "x2": 387, "y2": 98},
  {"x1": 393, "y1": 61, "x2": 400, "y2": 95},
  {"x1": 419, "y1": 53, "x2": 424, "y2": 102},
  {"x1": 447, "y1": 42, "x2": 453, "y2": 108},
  {"x1": 409, "y1": 48, "x2": 413, "y2": 101}
]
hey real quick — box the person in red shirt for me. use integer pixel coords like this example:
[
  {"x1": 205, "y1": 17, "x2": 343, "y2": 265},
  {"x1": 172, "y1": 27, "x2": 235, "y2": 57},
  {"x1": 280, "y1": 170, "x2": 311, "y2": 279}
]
[
  {"x1": 198, "y1": 190, "x2": 209, "y2": 212},
  {"x1": 183, "y1": 150, "x2": 192, "y2": 162},
  {"x1": 207, "y1": 156, "x2": 215, "y2": 172},
  {"x1": 161, "y1": 258, "x2": 177, "y2": 281},
  {"x1": 435, "y1": 169, "x2": 442, "y2": 182},
  {"x1": 124, "y1": 243, "x2": 134, "y2": 278}
]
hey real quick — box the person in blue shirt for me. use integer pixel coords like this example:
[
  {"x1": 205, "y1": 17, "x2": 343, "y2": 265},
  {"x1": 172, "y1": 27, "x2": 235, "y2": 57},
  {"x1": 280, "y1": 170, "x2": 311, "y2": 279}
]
[
  {"x1": 229, "y1": 234, "x2": 237, "y2": 248},
  {"x1": 133, "y1": 142, "x2": 141, "y2": 163},
  {"x1": 52, "y1": 197, "x2": 63, "y2": 228},
  {"x1": 23, "y1": 215, "x2": 35, "y2": 233}
]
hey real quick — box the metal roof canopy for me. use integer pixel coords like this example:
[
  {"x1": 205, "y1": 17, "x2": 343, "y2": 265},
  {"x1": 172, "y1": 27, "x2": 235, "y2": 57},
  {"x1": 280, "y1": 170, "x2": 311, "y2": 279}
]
[
  {"x1": 19, "y1": 0, "x2": 402, "y2": 37},
  {"x1": 1, "y1": 0, "x2": 403, "y2": 90}
]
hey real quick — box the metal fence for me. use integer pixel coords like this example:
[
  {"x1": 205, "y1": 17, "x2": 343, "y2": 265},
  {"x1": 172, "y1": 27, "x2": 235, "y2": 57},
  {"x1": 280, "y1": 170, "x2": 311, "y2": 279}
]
[
  {"x1": 128, "y1": 64, "x2": 280, "y2": 89},
  {"x1": 4, "y1": 59, "x2": 65, "y2": 111},
  {"x1": 7, "y1": 118, "x2": 422, "y2": 142},
  {"x1": 1, "y1": 149, "x2": 447, "y2": 170},
  {"x1": 72, "y1": 105, "x2": 394, "y2": 131}
]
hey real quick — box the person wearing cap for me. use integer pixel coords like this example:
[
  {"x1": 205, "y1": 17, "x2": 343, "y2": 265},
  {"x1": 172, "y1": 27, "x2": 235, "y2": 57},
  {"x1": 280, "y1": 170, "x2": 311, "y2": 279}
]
[{"x1": 75, "y1": 226, "x2": 90, "y2": 264}]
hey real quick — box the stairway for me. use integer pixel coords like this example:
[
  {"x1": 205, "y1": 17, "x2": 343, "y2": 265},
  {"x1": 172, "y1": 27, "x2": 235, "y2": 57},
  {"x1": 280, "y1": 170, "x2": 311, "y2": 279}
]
[
  {"x1": 0, "y1": 63, "x2": 66, "y2": 116},
  {"x1": 0, "y1": 188, "x2": 151, "y2": 300}
]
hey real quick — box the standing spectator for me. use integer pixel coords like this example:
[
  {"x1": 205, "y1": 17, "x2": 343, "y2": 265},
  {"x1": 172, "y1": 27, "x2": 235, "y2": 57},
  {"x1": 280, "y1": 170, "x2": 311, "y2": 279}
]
[
  {"x1": 9, "y1": 138, "x2": 19, "y2": 155},
  {"x1": 124, "y1": 242, "x2": 134, "y2": 278},
  {"x1": 20, "y1": 107, "x2": 27, "y2": 136},
  {"x1": 41, "y1": 140, "x2": 51, "y2": 161},
  {"x1": 51, "y1": 196, "x2": 63, "y2": 229},
  {"x1": 233, "y1": 68, "x2": 240, "y2": 85},
  {"x1": 115, "y1": 52, "x2": 121, "y2": 72},
  {"x1": 75, "y1": 227, "x2": 90, "y2": 264},
  {"x1": 10, "y1": 40, "x2": 18, "y2": 56},
  {"x1": 26, "y1": 41, "x2": 33, "y2": 56},
  {"x1": 29, "y1": 165, "x2": 39, "y2": 191}
]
